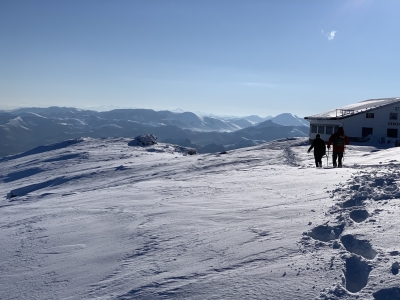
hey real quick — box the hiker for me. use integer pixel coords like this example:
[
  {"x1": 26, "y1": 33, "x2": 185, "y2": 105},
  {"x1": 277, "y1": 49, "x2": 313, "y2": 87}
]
[
  {"x1": 307, "y1": 134, "x2": 326, "y2": 168},
  {"x1": 327, "y1": 126, "x2": 350, "y2": 168}
]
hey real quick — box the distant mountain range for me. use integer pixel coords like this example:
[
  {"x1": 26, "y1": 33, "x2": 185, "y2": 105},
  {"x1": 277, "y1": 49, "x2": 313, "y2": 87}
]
[{"x1": 0, "y1": 107, "x2": 309, "y2": 157}]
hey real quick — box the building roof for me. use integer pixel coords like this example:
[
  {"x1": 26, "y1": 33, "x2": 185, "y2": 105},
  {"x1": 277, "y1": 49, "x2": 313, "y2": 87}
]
[{"x1": 304, "y1": 97, "x2": 400, "y2": 120}]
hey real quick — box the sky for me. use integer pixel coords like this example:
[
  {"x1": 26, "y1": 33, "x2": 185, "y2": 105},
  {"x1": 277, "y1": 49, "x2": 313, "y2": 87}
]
[{"x1": 1, "y1": 0, "x2": 400, "y2": 117}]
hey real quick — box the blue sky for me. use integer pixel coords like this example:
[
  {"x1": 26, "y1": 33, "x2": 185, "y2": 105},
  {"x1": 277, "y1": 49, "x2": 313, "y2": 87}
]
[{"x1": 1, "y1": 0, "x2": 400, "y2": 117}]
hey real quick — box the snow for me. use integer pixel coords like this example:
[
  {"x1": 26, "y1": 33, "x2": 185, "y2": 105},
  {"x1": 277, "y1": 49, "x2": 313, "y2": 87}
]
[
  {"x1": 1, "y1": 137, "x2": 400, "y2": 299},
  {"x1": 7, "y1": 117, "x2": 30, "y2": 130},
  {"x1": 270, "y1": 113, "x2": 309, "y2": 127},
  {"x1": 306, "y1": 97, "x2": 400, "y2": 120},
  {"x1": 97, "y1": 124, "x2": 123, "y2": 130}
]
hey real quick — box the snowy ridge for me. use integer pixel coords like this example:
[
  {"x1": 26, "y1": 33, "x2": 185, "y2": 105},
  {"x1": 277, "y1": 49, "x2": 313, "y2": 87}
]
[
  {"x1": 270, "y1": 113, "x2": 309, "y2": 127},
  {"x1": 7, "y1": 116, "x2": 31, "y2": 129},
  {"x1": 1, "y1": 138, "x2": 400, "y2": 299}
]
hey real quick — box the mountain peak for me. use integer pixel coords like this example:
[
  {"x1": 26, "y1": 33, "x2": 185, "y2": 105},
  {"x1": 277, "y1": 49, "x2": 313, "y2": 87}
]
[{"x1": 270, "y1": 113, "x2": 309, "y2": 127}]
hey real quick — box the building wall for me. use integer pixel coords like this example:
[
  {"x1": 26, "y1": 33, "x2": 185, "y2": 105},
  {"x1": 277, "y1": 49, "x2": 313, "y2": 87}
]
[
  {"x1": 307, "y1": 120, "x2": 342, "y2": 141},
  {"x1": 307, "y1": 102, "x2": 400, "y2": 144}
]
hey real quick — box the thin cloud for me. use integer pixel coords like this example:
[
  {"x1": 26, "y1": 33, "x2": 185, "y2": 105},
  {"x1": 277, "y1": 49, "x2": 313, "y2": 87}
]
[
  {"x1": 321, "y1": 30, "x2": 337, "y2": 41},
  {"x1": 328, "y1": 30, "x2": 336, "y2": 41}
]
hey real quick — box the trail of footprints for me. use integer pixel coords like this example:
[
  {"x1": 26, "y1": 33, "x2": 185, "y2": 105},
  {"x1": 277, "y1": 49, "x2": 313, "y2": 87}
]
[{"x1": 301, "y1": 168, "x2": 400, "y2": 299}]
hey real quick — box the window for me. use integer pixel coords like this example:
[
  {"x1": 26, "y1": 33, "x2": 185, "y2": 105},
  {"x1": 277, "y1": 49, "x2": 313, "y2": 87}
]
[
  {"x1": 318, "y1": 126, "x2": 325, "y2": 134},
  {"x1": 366, "y1": 113, "x2": 374, "y2": 118},
  {"x1": 362, "y1": 127, "x2": 373, "y2": 137},
  {"x1": 387, "y1": 128, "x2": 398, "y2": 138},
  {"x1": 390, "y1": 113, "x2": 398, "y2": 120},
  {"x1": 311, "y1": 125, "x2": 317, "y2": 133},
  {"x1": 326, "y1": 126, "x2": 333, "y2": 135}
]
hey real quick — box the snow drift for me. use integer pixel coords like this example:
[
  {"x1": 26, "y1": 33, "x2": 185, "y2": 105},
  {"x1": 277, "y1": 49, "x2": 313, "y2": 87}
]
[{"x1": 1, "y1": 137, "x2": 400, "y2": 299}]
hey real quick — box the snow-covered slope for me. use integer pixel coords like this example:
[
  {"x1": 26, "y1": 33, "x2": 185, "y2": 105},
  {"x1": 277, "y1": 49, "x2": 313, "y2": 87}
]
[
  {"x1": 270, "y1": 113, "x2": 309, "y2": 127},
  {"x1": 1, "y1": 138, "x2": 400, "y2": 299}
]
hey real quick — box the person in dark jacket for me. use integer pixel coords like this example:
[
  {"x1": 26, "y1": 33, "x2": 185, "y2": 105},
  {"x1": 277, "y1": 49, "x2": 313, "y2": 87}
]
[
  {"x1": 327, "y1": 126, "x2": 350, "y2": 168},
  {"x1": 308, "y1": 134, "x2": 326, "y2": 168}
]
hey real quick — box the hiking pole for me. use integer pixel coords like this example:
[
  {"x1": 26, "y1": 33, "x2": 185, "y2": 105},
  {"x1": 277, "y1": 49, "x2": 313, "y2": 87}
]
[
  {"x1": 343, "y1": 151, "x2": 345, "y2": 165},
  {"x1": 343, "y1": 145, "x2": 346, "y2": 165},
  {"x1": 326, "y1": 148, "x2": 329, "y2": 167}
]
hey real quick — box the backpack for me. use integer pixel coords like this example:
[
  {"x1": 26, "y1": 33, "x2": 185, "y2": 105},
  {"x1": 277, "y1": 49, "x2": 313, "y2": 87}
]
[{"x1": 333, "y1": 134, "x2": 345, "y2": 146}]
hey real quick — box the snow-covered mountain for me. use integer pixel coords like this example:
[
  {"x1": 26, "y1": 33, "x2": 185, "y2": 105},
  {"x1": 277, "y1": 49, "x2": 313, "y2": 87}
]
[
  {"x1": 270, "y1": 113, "x2": 309, "y2": 127},
  {"x1": 253, "y1": 119, "x2": 284, "y2": 129},
  {"x1": 7, "y1": 107, "x2": 244, "y2": 132},
  {"x1": 0, "y1": 107, "x2": 310, "y2": 158},
  {"x1": 1, "y1": 137, "x2": 400, "y2": 299},
  {"x1": 244, "y1": 114, "x2": 273, "y2": 123}
]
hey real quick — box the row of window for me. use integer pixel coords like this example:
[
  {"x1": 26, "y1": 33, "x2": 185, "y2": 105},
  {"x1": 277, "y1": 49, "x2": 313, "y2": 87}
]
[
  {"x1": 311, "y1": 125, "x2": 339, "y2": 135},
  {"x1": 366, "y1": 112, "x2": 398, "y2": 120},
  {"x1": 311, "y1": 125, "x2": 399, "y2": 138},
  {"x1": 362, "y1": 127, "x2": 398, "y2": 138}
]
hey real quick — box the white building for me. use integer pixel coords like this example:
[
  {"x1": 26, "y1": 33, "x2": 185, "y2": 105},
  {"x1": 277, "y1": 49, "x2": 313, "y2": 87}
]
[{"x1": 304, "y1": 97, "x2": 400, "y2": 145}]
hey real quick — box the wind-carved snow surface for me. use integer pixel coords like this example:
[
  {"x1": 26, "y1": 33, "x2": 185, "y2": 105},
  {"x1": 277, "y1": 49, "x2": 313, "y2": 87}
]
[{"x1": 1, "y1": 137, "x2": 400, "y2": 299}]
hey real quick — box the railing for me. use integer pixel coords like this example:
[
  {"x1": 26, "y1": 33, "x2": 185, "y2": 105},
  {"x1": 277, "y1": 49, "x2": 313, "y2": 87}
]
[{"x1": 336, "y1": 109, "x2": 355, "y2": 117}]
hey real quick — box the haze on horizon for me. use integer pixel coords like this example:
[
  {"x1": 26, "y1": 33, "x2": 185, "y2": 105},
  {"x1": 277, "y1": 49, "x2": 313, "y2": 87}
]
[{"x1": 1, "y1": 0, "x2": 400, "y2": 117}]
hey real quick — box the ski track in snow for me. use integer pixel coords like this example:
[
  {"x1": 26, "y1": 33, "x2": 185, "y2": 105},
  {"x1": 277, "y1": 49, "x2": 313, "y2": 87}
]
[{"x1": 1, "y1": 137, "x2": 400, "y2": 299}]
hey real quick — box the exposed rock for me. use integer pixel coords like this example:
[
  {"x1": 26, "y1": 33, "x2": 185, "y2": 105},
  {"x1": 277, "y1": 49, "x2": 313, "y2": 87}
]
[{"x1": 128, "y1": 134, "x2": 158, "y2": 146}]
